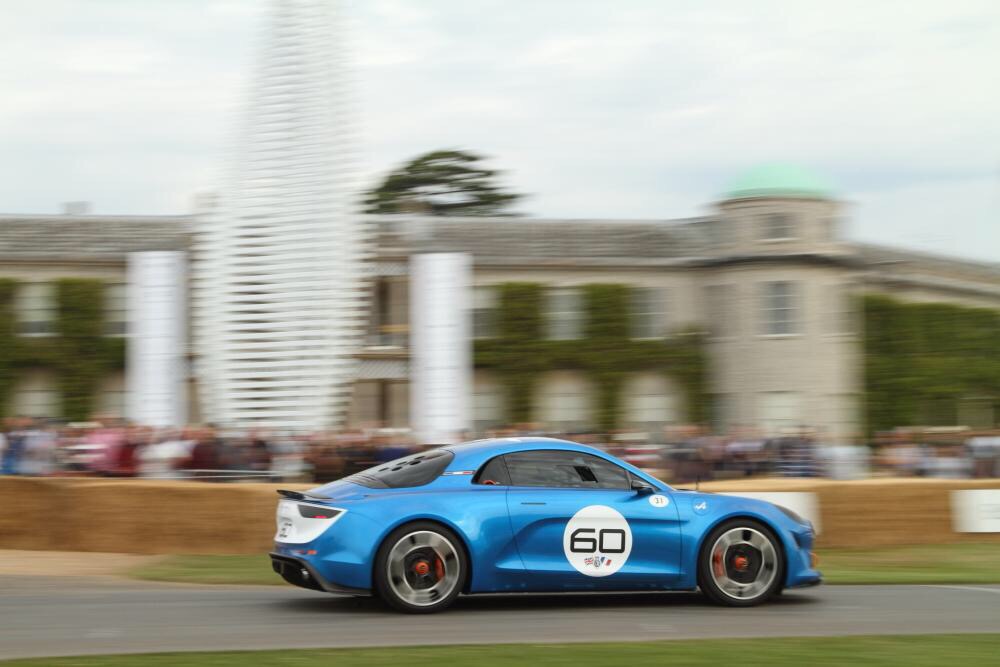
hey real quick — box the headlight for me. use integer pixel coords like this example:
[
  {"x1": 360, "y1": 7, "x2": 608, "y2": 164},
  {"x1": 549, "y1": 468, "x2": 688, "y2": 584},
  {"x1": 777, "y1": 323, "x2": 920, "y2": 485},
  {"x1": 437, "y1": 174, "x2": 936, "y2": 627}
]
[{"x1": 776, "y1": 504, "x2": 808, "y2": 526}]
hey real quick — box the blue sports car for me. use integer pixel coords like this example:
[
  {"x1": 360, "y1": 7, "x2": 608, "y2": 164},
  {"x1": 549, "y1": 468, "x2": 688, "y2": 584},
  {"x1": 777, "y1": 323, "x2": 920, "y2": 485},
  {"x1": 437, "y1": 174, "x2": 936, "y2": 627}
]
[{"x1": 270, "y1": 437, "x2": 820, "y2": 613}]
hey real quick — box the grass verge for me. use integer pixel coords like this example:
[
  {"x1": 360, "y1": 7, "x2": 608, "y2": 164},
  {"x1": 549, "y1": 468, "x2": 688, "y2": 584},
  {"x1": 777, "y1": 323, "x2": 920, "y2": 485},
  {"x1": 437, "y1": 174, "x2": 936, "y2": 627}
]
[
  {"x1": 4, "y1": 635, "x2": 1000, "y2": 666},
  {"x1": 129, "y1": 542, "x2": 1000, "y2": 587},
  {"x1": 818, "y1": 542, "x2": 1000, "y2": 584},
  {"x1": 130, "y1": 553, "x2": 277, "y2": 586}
]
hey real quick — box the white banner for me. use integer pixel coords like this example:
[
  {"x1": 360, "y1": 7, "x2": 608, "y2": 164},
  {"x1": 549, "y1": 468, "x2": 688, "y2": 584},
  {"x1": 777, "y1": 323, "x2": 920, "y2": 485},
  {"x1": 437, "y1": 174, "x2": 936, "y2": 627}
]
[
  {"x1": 410, "y1": 253, "x2": 471, "y2": 444},
  {"x1": 951, "y1": 490, "x2": 1000, "y2": 532},
  {"x1": 127, "y1": 251, "x2": 188, "y2": 427}
]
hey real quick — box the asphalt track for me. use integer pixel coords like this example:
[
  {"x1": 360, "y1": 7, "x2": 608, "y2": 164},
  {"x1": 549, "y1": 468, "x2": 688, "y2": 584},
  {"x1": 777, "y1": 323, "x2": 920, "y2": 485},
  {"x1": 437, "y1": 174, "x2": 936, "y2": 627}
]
[{"x1": 3, "y1": 576, "x2": 999, "y2": 660}]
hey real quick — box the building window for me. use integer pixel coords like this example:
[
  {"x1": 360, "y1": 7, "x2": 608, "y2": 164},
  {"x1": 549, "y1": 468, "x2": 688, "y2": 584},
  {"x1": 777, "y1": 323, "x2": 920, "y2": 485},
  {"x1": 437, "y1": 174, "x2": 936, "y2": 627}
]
[
  {"x1": 368, "y1": 278, "x2": 408, "y2": 347},
  {"x1": 631, "y1": 287, "x2": 665, "y2": 339},
  {"x1": 386, "y1": 381, "x2": 410, "y2": 427},
  {"x1": 15, "y1": 283, "x2": 57, "y2": 336},
  {"x1": 11, "y1": 371, "x2": 60, "y2": 418},
  {"x1": 760, "y1": 281, "x2": 799, "y2": 335},
  {"x1": 104, "y1": 283, "x2": 127, "y2": 336},
  {"x1": 759, "y1": 212, "x2": 795, "y2": 240},
  {"x1": 537, "y1": 371, "x2": 593, "y2": 431},
  {"x1": 704, "y1": 284, "x2": 733, "y2": 338},
  {"x1": 473, "y1": 371, "x2": 505, "y2": 433},
  {"x1": 546, "y1": 288, "x2": 582, "y2": 340},
  {"x1": 472, "y1": 286, "x2": 497, "y2": 339},
  {"x1": 347, "y1": 380, "x2": 408, "y2": 428},
  {"x1": 621, "y1": 373, "x2": 677, "y2": 436},
  {"x1": 758, "y1": 391, "x2": 803, "y2": 436},
  {"x1": 347, "y1": 380, "x2": 381, "y2": 428}
]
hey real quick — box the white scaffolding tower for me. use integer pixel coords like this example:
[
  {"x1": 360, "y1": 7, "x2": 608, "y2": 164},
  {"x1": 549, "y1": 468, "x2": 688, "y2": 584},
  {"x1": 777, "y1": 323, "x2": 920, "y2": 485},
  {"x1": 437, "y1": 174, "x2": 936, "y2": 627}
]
[{"x1": 193, "y1": 0, "x2": 369, "y2": 430}]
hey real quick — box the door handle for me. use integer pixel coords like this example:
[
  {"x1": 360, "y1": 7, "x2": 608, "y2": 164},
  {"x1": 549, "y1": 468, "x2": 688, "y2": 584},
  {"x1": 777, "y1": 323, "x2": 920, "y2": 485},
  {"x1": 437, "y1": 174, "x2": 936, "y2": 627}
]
[{"x1": 520, "y1": 502, "x2": 546, "y2": 506}]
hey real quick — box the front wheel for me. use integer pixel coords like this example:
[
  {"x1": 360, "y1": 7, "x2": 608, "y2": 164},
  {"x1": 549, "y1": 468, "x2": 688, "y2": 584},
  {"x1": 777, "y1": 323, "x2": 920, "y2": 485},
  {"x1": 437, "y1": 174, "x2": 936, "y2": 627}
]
[
  {"x1": 373, "y1": 521, "x2": 467, "y2": 613},
  {"x1": 698, "y1": 519, "x2": 784, "y2": 607}
]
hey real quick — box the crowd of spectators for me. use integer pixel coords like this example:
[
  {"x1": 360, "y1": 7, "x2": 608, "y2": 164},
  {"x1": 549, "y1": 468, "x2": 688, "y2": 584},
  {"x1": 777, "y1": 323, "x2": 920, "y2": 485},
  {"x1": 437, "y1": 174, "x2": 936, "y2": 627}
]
[
  {"x1": 1, "y1": 416, "x2": 998, "y2": 482},
  {"x1": 0, "y1": 417, "x2": 285, "y2": 480}
]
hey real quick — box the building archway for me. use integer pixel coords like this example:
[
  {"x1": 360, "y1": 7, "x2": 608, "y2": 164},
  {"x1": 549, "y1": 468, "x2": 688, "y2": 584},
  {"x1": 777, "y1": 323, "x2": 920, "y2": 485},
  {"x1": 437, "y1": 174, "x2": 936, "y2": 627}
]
[
  {"x1": 535, "y1": 371, "x2": 595, "y2": 432},
  {"x1": 620, "y1": 372, "x2": 679, "y2": 439}
]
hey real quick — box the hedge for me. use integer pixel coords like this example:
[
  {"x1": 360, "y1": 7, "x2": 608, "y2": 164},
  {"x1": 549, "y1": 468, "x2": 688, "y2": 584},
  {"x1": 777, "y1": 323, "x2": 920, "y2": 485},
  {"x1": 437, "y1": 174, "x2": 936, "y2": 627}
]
[{"x1": 863, "y1": 294, "x2": 1000, "y2": 432}]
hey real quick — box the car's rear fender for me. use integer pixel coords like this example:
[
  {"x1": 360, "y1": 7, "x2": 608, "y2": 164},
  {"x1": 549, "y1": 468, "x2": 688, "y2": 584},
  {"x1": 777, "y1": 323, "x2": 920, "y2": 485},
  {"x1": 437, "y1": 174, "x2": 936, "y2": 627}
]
[
  {"x1": 369, "y1": 516, "x2": 476, "y2": 593},
  {"x1": 351, "y1": 488, "x2": 522, "y2": 593}
]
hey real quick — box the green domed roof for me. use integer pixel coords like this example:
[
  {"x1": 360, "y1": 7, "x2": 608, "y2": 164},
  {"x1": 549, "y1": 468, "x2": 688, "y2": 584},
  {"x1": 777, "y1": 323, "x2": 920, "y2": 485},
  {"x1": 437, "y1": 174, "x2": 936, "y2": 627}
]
[{"x1": 724, "y1": 163, "x2": 835, "y2": 200}]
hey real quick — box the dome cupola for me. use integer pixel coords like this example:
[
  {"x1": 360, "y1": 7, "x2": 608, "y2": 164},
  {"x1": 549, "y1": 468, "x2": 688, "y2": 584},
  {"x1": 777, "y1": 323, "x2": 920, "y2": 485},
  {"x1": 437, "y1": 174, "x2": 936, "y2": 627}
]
[{"x1": 724, "y1": 163, "x2": 835, "y2": 201}]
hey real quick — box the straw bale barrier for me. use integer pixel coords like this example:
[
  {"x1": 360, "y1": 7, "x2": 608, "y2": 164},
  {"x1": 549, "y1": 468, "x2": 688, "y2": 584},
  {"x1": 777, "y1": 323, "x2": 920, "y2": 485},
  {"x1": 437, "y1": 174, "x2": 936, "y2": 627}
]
[{"x1": 0, "y1": 477, "x2": 997, "y2": 554}]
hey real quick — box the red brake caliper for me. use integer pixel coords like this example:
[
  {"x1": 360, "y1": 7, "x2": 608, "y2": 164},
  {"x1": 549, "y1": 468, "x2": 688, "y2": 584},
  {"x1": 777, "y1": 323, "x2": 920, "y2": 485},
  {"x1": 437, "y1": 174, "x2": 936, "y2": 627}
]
[
  {"x1": 434, "y1": 557, "x2": 445, "y2": 581},
  {"x1": 712, "y1": 548, "x2": 725, "y2": 577}
]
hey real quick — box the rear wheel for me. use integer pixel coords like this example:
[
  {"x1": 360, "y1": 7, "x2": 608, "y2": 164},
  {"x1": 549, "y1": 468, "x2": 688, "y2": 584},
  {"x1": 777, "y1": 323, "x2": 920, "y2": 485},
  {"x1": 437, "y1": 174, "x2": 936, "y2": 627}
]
[
  {"x1": 374, "y1": 521, "x2": 466, "y2": 613},
  {"x1": 698, "y1": 519, "x2": 783, "y2": 607}
]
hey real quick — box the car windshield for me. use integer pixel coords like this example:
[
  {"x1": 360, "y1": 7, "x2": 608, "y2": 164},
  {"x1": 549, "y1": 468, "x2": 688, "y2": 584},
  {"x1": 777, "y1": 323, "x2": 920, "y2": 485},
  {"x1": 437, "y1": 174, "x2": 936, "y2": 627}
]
[{"x1": 342, "y1": 448, "x2": 454, "y2": 489}]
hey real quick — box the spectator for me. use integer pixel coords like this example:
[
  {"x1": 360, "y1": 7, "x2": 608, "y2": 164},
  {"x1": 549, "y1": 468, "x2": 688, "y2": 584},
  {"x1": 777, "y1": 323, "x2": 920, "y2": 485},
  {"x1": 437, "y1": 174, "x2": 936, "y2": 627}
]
[
  {"x1": 181, "y1": 426, "x2": 225, "y2": 477},
  {"x1": 245, "y1": 430, "x2": 273, "y2": 472},
  {"x1": 18, "y1": 420, "x2": 57, "y2": 476},
  {"x1": 138, "y1": 429, "x2": 195, "y2": 478}
]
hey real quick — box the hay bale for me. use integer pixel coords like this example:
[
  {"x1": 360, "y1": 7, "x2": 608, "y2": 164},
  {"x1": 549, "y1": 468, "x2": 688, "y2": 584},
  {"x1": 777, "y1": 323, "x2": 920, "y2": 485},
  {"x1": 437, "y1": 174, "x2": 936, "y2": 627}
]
[
  {"x1": 705, "y1": 477, "x2": 1000, "y2": 548},
  {"x1": 1, "y1": 477, "x2": 998, "y2": 554},
  {"x1": 63, "y1": 480, "x2": 312, "y2": 555},
  {"x1": 0, "y1": 477, "x2": 67, "y2": 550}
]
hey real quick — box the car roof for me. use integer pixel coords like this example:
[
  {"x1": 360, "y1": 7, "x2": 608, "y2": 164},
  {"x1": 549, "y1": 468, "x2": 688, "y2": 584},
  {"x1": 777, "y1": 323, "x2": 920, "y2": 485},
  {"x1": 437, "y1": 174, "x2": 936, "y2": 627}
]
[{"x1": 443, "y1": 437, "x2": 611, "y2": 470}]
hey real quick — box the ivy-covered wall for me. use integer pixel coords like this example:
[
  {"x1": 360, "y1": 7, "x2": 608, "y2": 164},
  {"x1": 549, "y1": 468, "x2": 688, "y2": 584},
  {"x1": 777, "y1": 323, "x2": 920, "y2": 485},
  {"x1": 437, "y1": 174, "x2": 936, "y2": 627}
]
[
  {"x1": 474, "y1": 282, "x2": 708, "y2": 431},
  {"x1": 0, "y1": 278, "x2": 125, "y2": 421},
  {"x1": 863, "y1": 294, "x2": 1000, "y2": 432}
]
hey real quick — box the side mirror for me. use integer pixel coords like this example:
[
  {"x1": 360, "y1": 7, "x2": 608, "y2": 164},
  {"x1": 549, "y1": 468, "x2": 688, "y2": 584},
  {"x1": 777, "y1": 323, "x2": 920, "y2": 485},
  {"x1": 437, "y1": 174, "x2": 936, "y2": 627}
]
[{"x1": 631, "y1": 480, "x2": 654, "y2": 494}]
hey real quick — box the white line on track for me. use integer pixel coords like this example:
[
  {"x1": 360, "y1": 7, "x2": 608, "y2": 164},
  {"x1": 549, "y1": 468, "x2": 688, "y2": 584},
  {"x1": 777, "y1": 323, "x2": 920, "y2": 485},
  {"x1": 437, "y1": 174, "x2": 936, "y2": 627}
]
[{"x1": 930, "y1": 585, "x2": 1000, "y2": 595}]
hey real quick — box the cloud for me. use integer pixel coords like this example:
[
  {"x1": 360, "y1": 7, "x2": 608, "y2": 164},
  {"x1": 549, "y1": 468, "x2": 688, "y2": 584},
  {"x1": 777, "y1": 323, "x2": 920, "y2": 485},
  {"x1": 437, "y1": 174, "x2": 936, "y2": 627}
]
[{"x1": 0, "y1": 0, "x2": 997, "y2": 261}]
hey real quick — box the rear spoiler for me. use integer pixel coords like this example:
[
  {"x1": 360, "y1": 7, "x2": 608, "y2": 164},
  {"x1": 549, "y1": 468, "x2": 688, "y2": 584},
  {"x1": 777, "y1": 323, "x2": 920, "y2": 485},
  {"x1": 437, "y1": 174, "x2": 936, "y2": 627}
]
[{"x1": 277, "y1": 489, "x2": 331, "y2": 501}]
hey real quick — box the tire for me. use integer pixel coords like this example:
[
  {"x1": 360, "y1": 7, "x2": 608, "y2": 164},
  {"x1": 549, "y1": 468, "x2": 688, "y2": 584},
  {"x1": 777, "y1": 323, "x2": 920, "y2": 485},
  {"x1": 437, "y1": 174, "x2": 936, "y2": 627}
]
[
  {"x1": 697, "y1": 518, "x2": 784, "y2": 607},
  {"x1": 373, "y1": 521, "x2": 467, "y2": 613}
]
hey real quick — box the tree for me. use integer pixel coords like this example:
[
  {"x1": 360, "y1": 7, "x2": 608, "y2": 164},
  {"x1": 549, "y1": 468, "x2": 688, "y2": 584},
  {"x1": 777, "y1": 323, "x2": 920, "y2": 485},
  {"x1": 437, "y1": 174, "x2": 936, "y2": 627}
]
[{"x1": 364, "y1": 150, "x2": 523, "y2": 216}]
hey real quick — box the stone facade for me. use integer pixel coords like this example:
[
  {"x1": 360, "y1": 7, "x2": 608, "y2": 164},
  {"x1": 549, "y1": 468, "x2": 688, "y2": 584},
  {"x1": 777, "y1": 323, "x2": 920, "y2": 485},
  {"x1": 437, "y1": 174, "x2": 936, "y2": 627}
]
[{"x1": 2, "y1": 168, "x2": 998, "y2": 438}]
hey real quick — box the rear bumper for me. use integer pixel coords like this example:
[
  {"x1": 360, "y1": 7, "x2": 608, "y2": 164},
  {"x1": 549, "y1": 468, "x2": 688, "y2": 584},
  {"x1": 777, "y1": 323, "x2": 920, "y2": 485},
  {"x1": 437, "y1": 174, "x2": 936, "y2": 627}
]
[{"x1": 269, "y1": 553, "x2": 371, "y2": 596}]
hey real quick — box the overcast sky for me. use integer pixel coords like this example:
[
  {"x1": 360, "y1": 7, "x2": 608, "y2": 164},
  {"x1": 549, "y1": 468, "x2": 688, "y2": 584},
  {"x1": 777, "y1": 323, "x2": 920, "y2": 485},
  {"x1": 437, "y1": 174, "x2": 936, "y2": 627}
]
[{"x1": 1, "y1": 0, "x2": 998, "y2": 261}]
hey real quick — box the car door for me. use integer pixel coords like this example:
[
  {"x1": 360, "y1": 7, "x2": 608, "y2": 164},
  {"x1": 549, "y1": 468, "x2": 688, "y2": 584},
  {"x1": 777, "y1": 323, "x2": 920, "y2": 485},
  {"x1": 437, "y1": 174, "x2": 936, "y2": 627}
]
[{"x1": 503, "y1": 449, "x2": 682, "y2": 590}]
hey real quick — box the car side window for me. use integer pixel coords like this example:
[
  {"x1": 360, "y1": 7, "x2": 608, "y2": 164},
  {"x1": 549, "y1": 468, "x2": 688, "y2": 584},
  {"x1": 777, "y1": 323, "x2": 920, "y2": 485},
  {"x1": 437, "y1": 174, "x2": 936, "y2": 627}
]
[
  {"x1": 473, "y1": 455, "x2": 511, "y2": 486},
  {"x1": 503, "y1": 450, "x2": 630, "y2": 490}
]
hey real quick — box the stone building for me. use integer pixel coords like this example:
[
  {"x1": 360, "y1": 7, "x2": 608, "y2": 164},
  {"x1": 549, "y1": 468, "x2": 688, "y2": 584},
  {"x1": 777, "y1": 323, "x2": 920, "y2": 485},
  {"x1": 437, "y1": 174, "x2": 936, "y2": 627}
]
[
  {"x1": 2, "y1": 164, "x2": 999, "y2": 440},
  {"x1": 0, "y1": 212, "x2": 188, "y2": 420}
]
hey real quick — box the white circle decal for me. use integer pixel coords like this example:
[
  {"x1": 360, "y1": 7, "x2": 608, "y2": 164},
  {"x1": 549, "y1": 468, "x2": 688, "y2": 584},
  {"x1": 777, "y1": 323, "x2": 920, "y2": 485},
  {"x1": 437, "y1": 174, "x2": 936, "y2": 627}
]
[
  {"x1": 563, "y1": 505, "x2": 632, "y2": 577},
  {"x1": 648, "y1": 494, "x2": 669, "y2": 508}
]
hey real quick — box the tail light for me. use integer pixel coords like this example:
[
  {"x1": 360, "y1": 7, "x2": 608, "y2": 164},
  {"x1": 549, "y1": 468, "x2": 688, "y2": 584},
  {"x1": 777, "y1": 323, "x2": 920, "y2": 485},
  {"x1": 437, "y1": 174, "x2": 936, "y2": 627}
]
[{"x1": 298, "y1": 505, "x2": 342, "y2": 520}]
